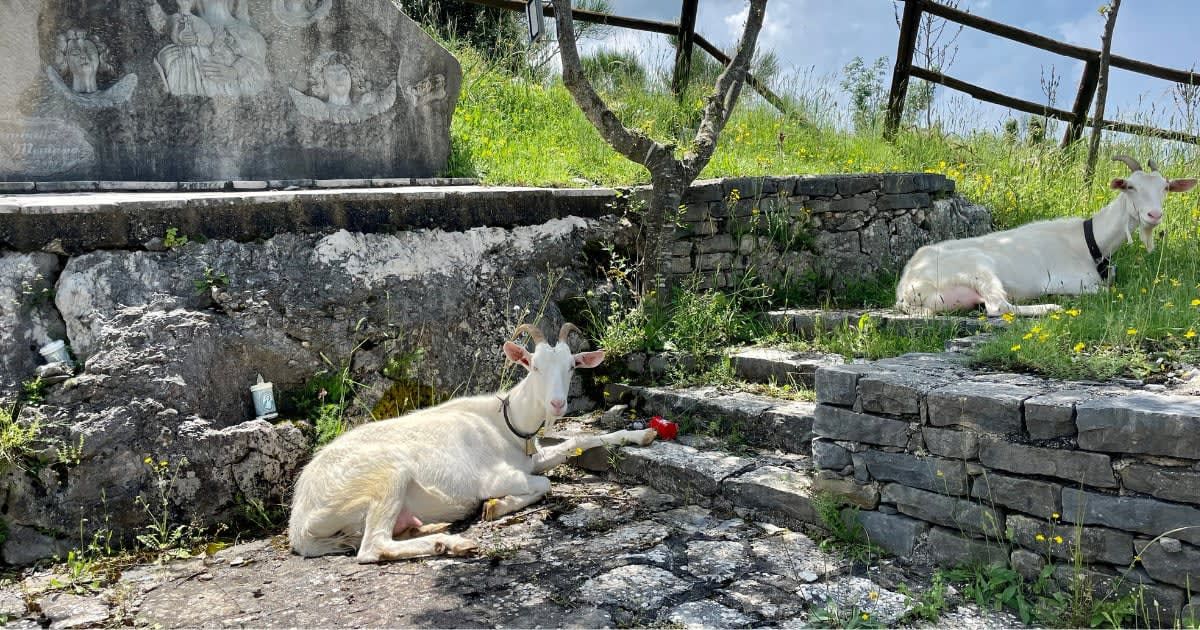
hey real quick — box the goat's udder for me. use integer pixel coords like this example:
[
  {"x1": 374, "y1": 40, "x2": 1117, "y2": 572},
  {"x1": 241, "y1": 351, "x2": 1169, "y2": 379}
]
[{"x1": 937, "y1": 286, "x2": 983, "y2": 311}]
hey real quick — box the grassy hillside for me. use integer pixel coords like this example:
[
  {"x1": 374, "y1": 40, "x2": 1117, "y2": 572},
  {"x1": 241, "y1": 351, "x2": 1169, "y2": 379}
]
[{"x1": 447, "y1": 44, "x2": 1200, "y2": 381}]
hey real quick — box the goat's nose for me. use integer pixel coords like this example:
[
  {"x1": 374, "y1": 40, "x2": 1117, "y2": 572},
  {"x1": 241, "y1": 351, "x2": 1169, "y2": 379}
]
[
  {"x1": 550, "y1": 398, "x2": 566, "y2": 412},
  {"x1": 1147, "y1": 210, "x2": 1163, "y2": 221}
]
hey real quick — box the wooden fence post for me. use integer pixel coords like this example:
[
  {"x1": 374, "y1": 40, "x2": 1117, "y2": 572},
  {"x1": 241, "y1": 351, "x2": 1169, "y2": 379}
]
[
  {"x1": 672, "y1": 0, "x2": 699, "y2": 98},
  {"x1": 1061, "y1": 57, "x2": 1100, "y2": 147},
  {"x1": 885, "y1": 0, "x2": 923, "y2": 140}
]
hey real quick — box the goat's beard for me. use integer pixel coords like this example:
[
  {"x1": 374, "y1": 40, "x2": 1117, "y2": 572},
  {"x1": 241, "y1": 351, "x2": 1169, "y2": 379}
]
[{"x1": 1139, "y1": 224, "x2": 1157, "y2": 253}]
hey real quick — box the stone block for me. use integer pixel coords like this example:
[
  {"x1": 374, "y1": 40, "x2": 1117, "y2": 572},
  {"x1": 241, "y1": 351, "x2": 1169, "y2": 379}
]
[
  {"x1": 1063, "y1": 488, "x2": 1200, "y2": 546},
  {"x1": 813, "y1": 405, "x2": 912, "y2": 448},
  {"x1": 922, "y1": 526, "x2": 1008, "y2": 567},
  {"x1": 836, "y1": 175, "x2": 881, "y2": 196},
  {"x1": 732, "y1": 347, "x2": 843, "y2": 388},
  {"x1": 36, "y1": 181, "x2": 97, "y2": 192},
  {"x1": 793, "y1": 176, "x2": 838, "y2": 197},
  {"x1": 723, "y1": 465, "x2": 820, "y2": 528},
  {"x1": 758, "y1": 403, "x2": 817, "y2": 454},
  {"x1": 684, "y1": 179, "x2": 725, "y2": 203},
  {"x1": 231, "y1": 180, "x2": 268, "y2": 190},
  {"x1": 669, "y1": 256, "x2": 694, "y2": 274},
  {"x1": 882, "y1": 484, "x2": 1004, "y2": 537},
  {"x1": 881, "y1": 173, "x2": 920, "y2": 195},
  {"x1": 813, "y1": 471, "x2": 880, "y2": 509},
  {"x1": 824, "y1": 196, "x2": 871, "y2": 213},
  {"x1": 1010, "y1": 549, "x2": 1045, "y2": 581},
  {"x1": 979, "y1": 436, "x2": 1116, "y2": 488},
  {"x1": 922, "y1": 426, "x2": 979, "y2": 459},
  {"x1": 1137, "y1": 538, "x2": 1200, "y2": 590},
  {"x1": 970, "y1": 473, "x2": 1062, "y2": 517},
  {"x1": 877, "y1": 192, "x2": 931, "y2": 211},
  {"x1": 813, "y1": 363, "x2": 875, "y2": 406},
  {"x1": 1120, "y1": 463, "x2": 1200, "y2": 505},
  {"x1": 98, "y1": 180, "x2": 179, "y2": 191},
  {"x1": 1024, "y1": 389, "x2": 1089, "y2": 439},
  {"x1": 698, "y1": 233, "x2": 737, "y2": 253},
  {"x1": 615, "y1": 441, "x2": 753, "y2": 498},
  {"x1": 845, "y1": 509, "x2": 928, "y2": 556},
  {"x1": 859, "y1": 369, "x2": 956, "y2": 418},
  {"x1": 926, "y1": 381, "x2": 1037, "y2": 434},
  {"x1": 813, "y1": 439, "x2": 852, "y2": 470},
  {"x1": 177, "y1": 180, "x2": 230, "y2": 191},
  {"x1": 0, "y1": 181, "x2": 35, "y2": 193},
  {"x1": 1076, "y1": 393, "x2": 1200, "y2": 459},
  {"x1": 369, "y1": 178, "x2": 412, "y2": 187},
  {"x1": 696, "y1": 252, "x2": 734, "y2": 272},
  {"x1": 1007, "y1": 514, "x2": 1133, "y2": 565},
  {"x1": 859, "y1": 451, "x2": 969, "y2": 495}
]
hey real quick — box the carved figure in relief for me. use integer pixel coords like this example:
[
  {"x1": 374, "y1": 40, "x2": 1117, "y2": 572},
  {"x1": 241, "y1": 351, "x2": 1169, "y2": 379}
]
[
  {"x1": 288, "y1": 51, "x2": 397, "y2": 124},
  {"x1": 44, "y1": 28, "x2": 138, "y2": 108},
  {"x1": 148, "y1": 0, "x2": 270, "y2": 97},
  {"x1": 271, "y1": 0, "x2": 333, "y2": 26},
  {"x1": 403, "y1": 73, "x2": 446, "y2": 108}
]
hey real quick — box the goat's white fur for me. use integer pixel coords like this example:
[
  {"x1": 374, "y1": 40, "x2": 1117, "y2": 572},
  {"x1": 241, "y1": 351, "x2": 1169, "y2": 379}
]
[
  {"x1": 288, "y1": 327, "x2": 656, "y2": 563},
  {"x1": 896, "y1": 159, "x2": 1196, "y2": 316}
]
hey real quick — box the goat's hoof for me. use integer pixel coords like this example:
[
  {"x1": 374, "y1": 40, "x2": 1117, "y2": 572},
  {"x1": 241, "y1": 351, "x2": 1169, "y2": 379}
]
[
  {"x1": 445, "y1": 536, "x2": 478, "y2": 556},
  {"x1": 482, "y1": 498, "x2": 501, "y2": 521},
  {"x1": 637, "y1": 428, "x2": 657, "y2": 446},
  {"x1": 355, "y1": 550, "x2": 381, "y2": 564}
]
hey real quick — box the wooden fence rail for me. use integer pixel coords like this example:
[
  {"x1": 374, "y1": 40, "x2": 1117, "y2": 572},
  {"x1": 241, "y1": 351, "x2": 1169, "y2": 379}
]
[
  {"x1": 464, "y1": 0, "x2": 795, "y2": 116},
  {"x1": 885, "y1": 0, "x2": 1200, "y2": 146}
]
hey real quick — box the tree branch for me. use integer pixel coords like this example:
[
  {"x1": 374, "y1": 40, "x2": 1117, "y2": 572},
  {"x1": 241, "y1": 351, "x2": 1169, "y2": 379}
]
[
  {"x1": 682, "y1": 0, "x2": 767, "y2": 180},
  {"x1": 553, "y1": 0, "x2": 669, "y2": 168}
]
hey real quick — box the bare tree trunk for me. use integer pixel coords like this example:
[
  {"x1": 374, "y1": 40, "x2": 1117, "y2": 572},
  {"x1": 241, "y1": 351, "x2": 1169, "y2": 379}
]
[
  {"x1": 553, "y1": 0, "x2": 767, "y2": 292},
  {"x1": 1085, "y1": 0, "x2": 1121, "y2": 182}
]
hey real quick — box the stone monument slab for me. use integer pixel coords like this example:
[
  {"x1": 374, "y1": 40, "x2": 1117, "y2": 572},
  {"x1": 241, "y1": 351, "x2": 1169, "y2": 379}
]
[{"x1": 0, "y1": 0, "x2": 460, "y2": 181}]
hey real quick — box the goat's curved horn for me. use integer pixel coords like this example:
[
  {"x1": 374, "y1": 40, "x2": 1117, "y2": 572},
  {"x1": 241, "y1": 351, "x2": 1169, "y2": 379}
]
[
  {"x1": 558, "y1": 322, "x2": 585, "y2": 348},
  {"x1": 1147, "y1": 158, "x2": 1160, "y2": 172},
  {"x1": 511, "y1": 323, "x2": 546, "y2": 346},
  {"x1": 1112, "y1": 155, "x2": 1142, "y2": 173}
]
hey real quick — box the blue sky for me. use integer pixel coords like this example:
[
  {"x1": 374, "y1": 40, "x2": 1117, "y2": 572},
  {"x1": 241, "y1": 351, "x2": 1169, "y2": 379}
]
[{"x1": 578, "y1": 1, "x2": 1200, "y2": 133}]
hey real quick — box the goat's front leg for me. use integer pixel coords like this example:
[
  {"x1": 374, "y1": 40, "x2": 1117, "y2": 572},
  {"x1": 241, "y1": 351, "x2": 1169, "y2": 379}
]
[
  {"x1": 482, "y1": 475, "x2": 551, "y2": 521},
  {"x1": 532, "y1": 428, "x2": 657, "y2": 473}
]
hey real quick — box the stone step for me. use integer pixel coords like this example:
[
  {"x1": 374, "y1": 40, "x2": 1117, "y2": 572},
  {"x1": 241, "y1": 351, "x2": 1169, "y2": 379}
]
[
  {"x1": 602, "y1": 439, "x2": 825, "y2": 533},
  {"x1": 730, "y1": 346, "x2": 844, "y2": 388},
  {"x1": 606, "y1": 384, "x2": 816, "y2": 455},
  {"x1": 764, "y1": 307, "x2": 992, "y2": 338}
]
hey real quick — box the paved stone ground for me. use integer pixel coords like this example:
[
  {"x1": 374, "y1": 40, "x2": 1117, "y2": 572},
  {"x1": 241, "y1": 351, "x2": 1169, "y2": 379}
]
[{"x1": 0, "y1": 460, "x2": 1022, "y2": 629}]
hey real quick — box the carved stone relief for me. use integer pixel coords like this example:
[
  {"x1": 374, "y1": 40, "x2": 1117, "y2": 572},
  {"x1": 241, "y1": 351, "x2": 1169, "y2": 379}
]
[
  {"x1": 0, "y1": 118, "x2": 95, "y2": 176},
  {"x1": 148, "y1": 0, "x2": 270, "y2": 97},
  {"x1": 271, "y1": 0, "x2": 333, "y2": 26},
  {"x1": 288, "y1": 51, "x2": 397, "y2": 124},
  {"x1": 403, "y1": 72, "x2": 447, "y2": 108},
  {"x1": 44, "y1": 28, "x2": 137, "y2": 108}
]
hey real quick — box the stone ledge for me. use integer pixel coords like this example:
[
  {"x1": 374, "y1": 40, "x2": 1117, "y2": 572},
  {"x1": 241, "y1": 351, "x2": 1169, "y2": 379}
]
[{"x1": 0, "y1": 185, "x2": 617, "y2": 253}]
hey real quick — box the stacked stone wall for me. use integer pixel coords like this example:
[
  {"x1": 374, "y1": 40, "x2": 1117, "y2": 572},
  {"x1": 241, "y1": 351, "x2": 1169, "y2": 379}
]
[
  {"x1": 813, "y1": 353, "x2": 1200, "y2": 624},
  {"x1": 653, "y1": 173, "x2": 991, "y2": 290}
]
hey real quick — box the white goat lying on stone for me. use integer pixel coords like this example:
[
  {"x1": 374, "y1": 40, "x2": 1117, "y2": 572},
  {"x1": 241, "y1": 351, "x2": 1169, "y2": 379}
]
[
  {"x1": 288, "y1": 323, "x2": 657, "y2": 563},
  {"x1": 896, "y1": 155, "x2": 1196, "y2": 316}
]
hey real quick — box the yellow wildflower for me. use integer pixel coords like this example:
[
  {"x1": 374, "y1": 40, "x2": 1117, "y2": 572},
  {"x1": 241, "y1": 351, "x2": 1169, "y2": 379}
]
[
  {"x1": 1023, "y1": 332, "x2": 1034, "y2": 340},
  {"x1": 1073, "y1": 342, "x2": 1086, "y2": 353},
  {"x1": 1066, "y1": 308, "x2": 1081, "y2": 317},
  {"x1": 861, "y1": 613, "x2": 870, "y2": 621},
  {"x1": 1035, "y1": 533, "x2": 1046, "y2": 542},
  {"x1": 143, "y1": 456, "x2": 153, "y2": 464},
  {"x1": 1054, "y1": 535, "x2": 1064, "y2": 544},
  {"x1": 936, "y1": 470, "x2": 944, "y2": 477},
  {"x1": 1116, "y1": 293, "x2": 1124, "y2": 300},
  {"x1": 1001, "y1": 312, "x2": 1015, "y2": 323},
  {"x1": 1050, "y1": 313, "x2": 1061, "y2": 320},
  {"x1": 869, "y1": 591, "x2": 879, "y2": 601},
  {"x1": 1031, "y1": 325, "x2": 1042, "y2": 334},
  {"x1": 1186, "y1": 329, "x2": 1197, "y2": 339},
  {"x1": 1192, "y1": 299, "x2": 1200, "y2": 307},
  {"x1": 1171, "y1": 278, "x2": 1181, "y2": 287},
  {"x1": 1165, "y1": 302, "x2": 1175, "y2": 309},
  {"x1": 573, "y1": 447, "x2": 584, "y2": 457},
  {"x1": 159, "y1": 460, "x2": 168, "y2": 467},
  {"x1": 1052, "y1": 512, "x2": 1060, "y2": 519},
  {"x1": 1140, "y1": 287, "x2": 1148, "y2": 294},
  {"x1": 1010, "y1": 344, "x2": 1021, "y2": 352},
  {"x1": 1127, "y1": 328, "x2": 1138, "y2": 336},
  {"x1": 1038, "y1": 333, "x2": 1050, "y2": 342}
]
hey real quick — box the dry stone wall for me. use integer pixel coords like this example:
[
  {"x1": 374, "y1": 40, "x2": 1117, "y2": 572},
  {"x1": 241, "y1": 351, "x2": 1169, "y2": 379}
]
[
  {"x1": 656, "y1": 173, "x2": 991, "y2": 290},
  {"x1": 813, "y1": 352, "x2": 1200, "y2": 624}
]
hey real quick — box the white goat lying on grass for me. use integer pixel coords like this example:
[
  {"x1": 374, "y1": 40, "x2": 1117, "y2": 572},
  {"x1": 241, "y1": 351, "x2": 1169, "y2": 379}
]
[
  {"x1": 896, "y1": 155, "x2": 1196, "y2": 316},
  {"x1": 288, "y1": 323, "x2": 657, "y2": 563}
]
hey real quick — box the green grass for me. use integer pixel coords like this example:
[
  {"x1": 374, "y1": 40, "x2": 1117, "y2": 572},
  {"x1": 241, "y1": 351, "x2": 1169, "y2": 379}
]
[{"x1": 447, "y1": 38, "x2": 1200, "y2": 381}]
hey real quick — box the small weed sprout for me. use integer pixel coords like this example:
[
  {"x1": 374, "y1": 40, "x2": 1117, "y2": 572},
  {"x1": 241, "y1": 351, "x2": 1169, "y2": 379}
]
[
  {"x1": 193, "y1": 267, "x2": 229, "y2": 294},
  {"x1": 135, "y1": 456, "x2": 200, "y2": 562},
  {"x1": 163, "y1": 227, "x2": 190, "y2": 249}
]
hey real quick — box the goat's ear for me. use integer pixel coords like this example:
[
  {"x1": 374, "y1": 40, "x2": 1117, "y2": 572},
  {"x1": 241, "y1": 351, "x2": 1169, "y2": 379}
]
[
  {"x1": 503, "y1": 341, "x2": 531, "y2": 368},
  {"x1": 1110, "y1": 178, "x2": 1130, "y2": 190},
  {"x1": 573, "y1": 350, "x2": 605, "y2": 369},
  {"x1": 1169, "y1": 178, "x2": 1197, "y2": 193}
]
